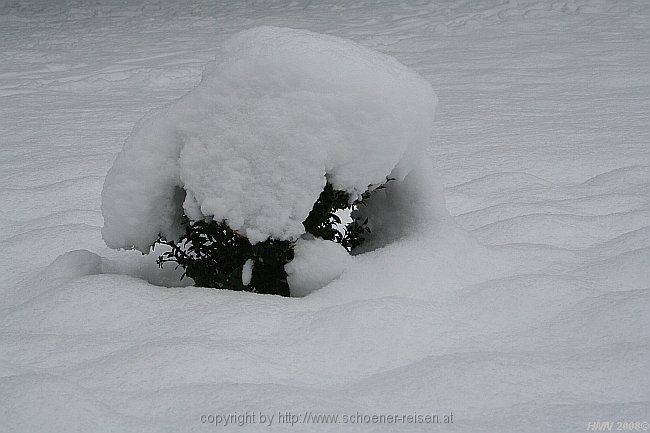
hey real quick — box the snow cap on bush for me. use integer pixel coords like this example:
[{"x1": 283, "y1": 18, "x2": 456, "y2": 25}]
[{"x1": 101, "y1": 26, "x2": 438, "y2": 251}]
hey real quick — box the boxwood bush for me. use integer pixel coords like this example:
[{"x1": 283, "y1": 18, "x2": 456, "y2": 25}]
[{"x1": 156, "y1": 179, "x2": 392, "y2": 296}]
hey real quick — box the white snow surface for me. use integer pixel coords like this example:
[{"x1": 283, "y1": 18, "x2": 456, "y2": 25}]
[
  {"x1": 101, "y1": 26, "x2": 437, "y2": 249},
  {"x1": 241, "y1": 258, "x2": 253, "y2": 287},
  {"x1": 285, "y1": 237, "x2": 352, "y2": 297},
  {"x1": 1, "y1": 1, "x2": 649, "y2": 432}
]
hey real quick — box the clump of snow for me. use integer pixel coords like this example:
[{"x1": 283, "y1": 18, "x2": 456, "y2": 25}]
[
  {"x1": 241, "y1": 258, "x2": 253, "y2": 286},
  {"x1": 101, "y1": 26, "x2": 438, "y2": 251},
  {"x1": 285, "y1": 237, "x2": 352, "y2": 297},
  {"x1": 40, "y1": 249, "x2": 103, "y2": 282}
]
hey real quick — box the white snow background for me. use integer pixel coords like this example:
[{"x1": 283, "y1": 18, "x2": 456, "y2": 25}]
[{"x1": 1, "y1": 1, "x2": 649, "y2": 432}]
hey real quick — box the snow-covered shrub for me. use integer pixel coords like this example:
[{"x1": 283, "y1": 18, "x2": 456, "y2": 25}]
[
  {"x1": 301, "y1": 179, "x2": 390, "y2": 249},
  {"x1": 156, "y1": 218, "x2": 295, "y2": 296},
  {"x1": 154, "y1": 180, "x2": 385, "y2": 296},
  {"x1": 101, "y1": 26, "x2": 443, "y2": 296}
]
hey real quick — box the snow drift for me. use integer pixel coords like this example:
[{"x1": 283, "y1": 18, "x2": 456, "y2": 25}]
[{"x1": 101, "y1": 26, "x2": 441, "y2": 252}]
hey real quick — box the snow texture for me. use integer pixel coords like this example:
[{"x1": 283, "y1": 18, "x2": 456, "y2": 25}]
[
  {"x1": 1, "y1": 1, "x2": 649, "y2": 432},
  {"x1": 101, "y1": 26, "x2": 438, "y2": 249},
  {"x1": 285, "y1": 237, "x2": 352, "y2": 297},
  {"x1": 241, "y1": 258, "x2": 253, "y2": 286}
]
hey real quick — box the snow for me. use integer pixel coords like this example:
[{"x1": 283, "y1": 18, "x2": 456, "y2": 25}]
[
  {"x1": 1, "y1": 1, "x2": 649, "y2": 432},
  {"x1": 285, "y1": 237, "x2": 351, "y2": 297},
  {"x1": 101, "y1": 26, "x2": 438, "y2": 249},
  {"x1": 241, "y1": 258, "x2": 254, "y2": 286}
]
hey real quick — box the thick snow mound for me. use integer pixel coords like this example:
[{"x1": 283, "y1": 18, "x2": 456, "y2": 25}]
[
  {"x1": 101, "y1": 26, "x2": 438, "y2": 251},
  {"x1": 285, "y1": 237, "x2": 351, "y2": 297}
]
